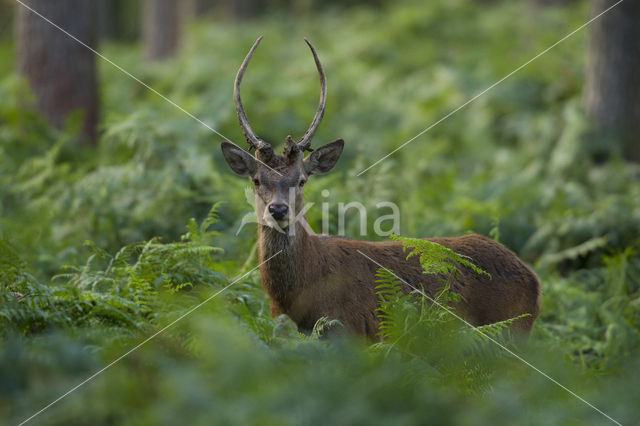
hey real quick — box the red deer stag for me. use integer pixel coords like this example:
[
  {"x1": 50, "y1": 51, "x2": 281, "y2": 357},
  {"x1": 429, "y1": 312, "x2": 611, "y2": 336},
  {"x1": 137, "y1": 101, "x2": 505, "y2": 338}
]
[{"x1": 221, "y1": 37, "x2": 541, "y2": 339}]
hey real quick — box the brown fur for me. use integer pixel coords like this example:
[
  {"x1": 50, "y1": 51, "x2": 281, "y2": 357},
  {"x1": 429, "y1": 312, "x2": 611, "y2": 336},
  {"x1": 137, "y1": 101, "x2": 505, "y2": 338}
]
[{"x1": 257, "y1": 221, "x2": 541, "y2": 339}]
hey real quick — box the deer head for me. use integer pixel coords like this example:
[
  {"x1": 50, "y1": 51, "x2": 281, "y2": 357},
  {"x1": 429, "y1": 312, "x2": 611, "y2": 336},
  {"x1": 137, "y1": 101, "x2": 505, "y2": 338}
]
[{"x1": 221, "y1": 37, "x2": 344, "y2": 231}]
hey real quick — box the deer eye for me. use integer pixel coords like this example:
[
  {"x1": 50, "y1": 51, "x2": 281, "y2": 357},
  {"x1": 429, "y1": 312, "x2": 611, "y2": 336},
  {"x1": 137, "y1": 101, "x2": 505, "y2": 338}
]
[
  {"x1": 252, "y1": 178, "x2": 260, "y2": 186},
  {"x1": 299, "y1": 179, "x2": 306, "y2": 187}
]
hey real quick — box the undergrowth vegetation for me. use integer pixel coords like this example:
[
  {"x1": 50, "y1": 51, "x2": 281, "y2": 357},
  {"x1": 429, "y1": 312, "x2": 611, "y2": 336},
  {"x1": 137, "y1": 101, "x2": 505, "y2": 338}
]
[{"x1": 1, "y1": 0, "x2": 639, "y2": 424}]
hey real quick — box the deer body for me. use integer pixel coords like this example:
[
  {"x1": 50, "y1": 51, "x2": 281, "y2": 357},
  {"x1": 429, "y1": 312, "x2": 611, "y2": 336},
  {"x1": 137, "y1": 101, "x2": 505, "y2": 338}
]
[
  {"x1": 258, "y1": 222, "x2": 540, "y2": 338},
  {"x1": 222, "y1": 37, "x2": 541, "y2": 340}
]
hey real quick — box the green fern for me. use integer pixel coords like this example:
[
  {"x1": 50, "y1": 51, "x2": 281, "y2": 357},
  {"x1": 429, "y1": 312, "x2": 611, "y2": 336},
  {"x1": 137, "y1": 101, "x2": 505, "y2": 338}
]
[
  {"x1": 373, "y1": 235, "x2": 524, "y2": 394},
  {"x1": 390, "y1": 235, "x2": 490, "y2": 278},
  {"x1": 310, "y1": 317, "x2": 345, "y2": 340},
  {"x1": 1, "y1": 206, "x2": 230, "y2": 338}
]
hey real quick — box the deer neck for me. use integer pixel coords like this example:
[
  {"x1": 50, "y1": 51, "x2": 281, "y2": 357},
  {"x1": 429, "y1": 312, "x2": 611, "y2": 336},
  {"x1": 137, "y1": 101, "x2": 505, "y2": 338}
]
[{"x1": 257, "y1": 220, "x2": 315, "y2": 311}]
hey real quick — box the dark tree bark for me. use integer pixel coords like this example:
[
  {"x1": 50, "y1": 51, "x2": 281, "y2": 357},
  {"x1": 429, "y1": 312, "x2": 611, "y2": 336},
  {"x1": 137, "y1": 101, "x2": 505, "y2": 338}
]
[
  {"x1": 585, "y1": 0, "x2": 640, "y2": 162},
  {"x1": 143, "y1": 0, "x2": 180, "y2": 61},
  {"x1": 16, "y1": 0, "x2": 99, "y2": 143}
]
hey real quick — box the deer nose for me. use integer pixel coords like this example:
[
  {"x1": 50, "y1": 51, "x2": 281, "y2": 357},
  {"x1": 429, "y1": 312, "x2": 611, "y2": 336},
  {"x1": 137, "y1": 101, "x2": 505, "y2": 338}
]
[{"x1": 268, "y1": 204, "x2": 288, "y2": 221}]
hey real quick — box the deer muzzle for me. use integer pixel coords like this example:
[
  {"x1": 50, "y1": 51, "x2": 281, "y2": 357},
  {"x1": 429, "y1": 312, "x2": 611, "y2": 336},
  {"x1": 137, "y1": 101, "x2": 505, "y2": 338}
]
[{"x1": 268, "y1": 203, "x2": 288, "y2": 221}]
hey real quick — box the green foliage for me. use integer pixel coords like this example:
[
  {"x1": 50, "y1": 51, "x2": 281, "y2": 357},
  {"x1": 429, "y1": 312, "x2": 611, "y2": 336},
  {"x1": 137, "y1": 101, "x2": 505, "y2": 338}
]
[
  {"x1": 0, "y1": 207, "x2": 228, "y2": 340},
  {"x1": 391, "y1": 234, "x2": 489, "y2": 277},
  {"x1": 1, "y1": 0, "x2": 640, "y2": 424},
  {"x1": 373, "y1": 239, "x2": 521, "y2": 395},
  {"x1": 310, "y1": 316, "x2": 345, "y2": 340},
  {"x1": 539, "y1": 247, "x2": 640, "y2": 372}
]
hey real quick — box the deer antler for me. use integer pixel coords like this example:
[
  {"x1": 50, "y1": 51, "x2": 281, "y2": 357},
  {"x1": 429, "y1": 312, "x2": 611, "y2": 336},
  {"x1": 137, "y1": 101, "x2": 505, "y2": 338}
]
[
  {"x1": 235, "y1": 37, "x2": 326, "y2": 158},
  {"x1": 234, "y1": 36, "x2": 273, "y2": 156},
  {"x1": 297, "y1": 38, "x2": 327, "y2": 153}
]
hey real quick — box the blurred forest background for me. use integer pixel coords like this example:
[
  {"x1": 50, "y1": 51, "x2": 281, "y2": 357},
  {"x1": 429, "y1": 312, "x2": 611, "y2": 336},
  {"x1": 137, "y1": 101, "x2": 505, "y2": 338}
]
[{"x1": 1, "y1": 0, "x2": 640, "y2": 424}]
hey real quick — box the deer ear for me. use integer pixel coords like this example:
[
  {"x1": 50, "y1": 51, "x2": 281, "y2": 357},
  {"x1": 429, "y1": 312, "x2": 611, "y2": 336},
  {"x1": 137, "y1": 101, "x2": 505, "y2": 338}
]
[
  {"x1": 304, "y1": 139, "x2": 344, "y2": 175},
  {"x1": 221, "y1": 142, "x2": 257, "y2": 176}
]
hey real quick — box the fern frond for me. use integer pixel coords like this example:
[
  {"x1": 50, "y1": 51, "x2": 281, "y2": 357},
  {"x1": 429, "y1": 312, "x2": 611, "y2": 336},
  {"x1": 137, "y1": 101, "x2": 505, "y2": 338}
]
[{"x1": 390, "y1": 235, "x2": 490, "y2": 278}]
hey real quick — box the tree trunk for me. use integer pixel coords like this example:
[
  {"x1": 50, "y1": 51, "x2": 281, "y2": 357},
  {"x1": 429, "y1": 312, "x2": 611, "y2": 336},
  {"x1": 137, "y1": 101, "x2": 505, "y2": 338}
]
[
  {"x1": 143, "y1": 0, "x2": 180, "y2": 61},
  {"x1": 585, "y1": 0, "x2": 640, "y2": 162},
  {"x1": 16, "y1": 0, "x2": 99, "y2": 144}
]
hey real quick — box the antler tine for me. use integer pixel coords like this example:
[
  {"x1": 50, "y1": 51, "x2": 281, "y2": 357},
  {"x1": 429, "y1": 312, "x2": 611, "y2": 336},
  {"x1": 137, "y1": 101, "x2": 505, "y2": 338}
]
[
  {"x1": 297, "y1": 38, "x2": 327, "y2": 153},
  {"x1": 234, "y1": 36, "x2": 272, "y2": 153}
]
